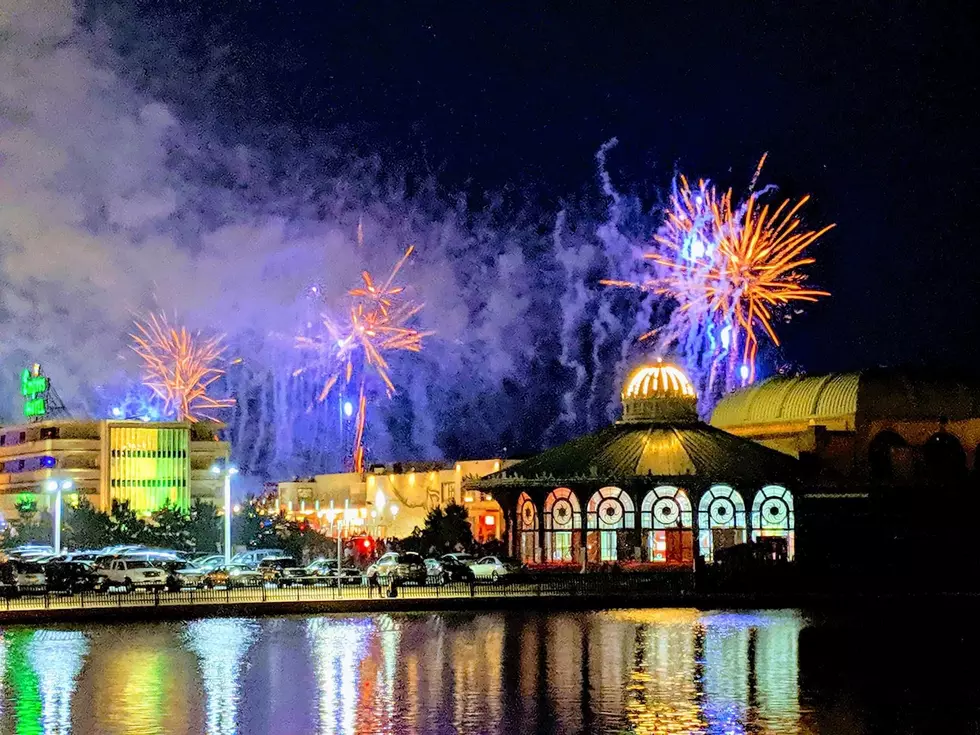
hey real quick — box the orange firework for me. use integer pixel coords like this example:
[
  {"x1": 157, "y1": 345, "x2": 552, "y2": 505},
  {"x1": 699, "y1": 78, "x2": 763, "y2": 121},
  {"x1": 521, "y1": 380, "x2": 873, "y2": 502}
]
[
  {"x1": 130, "y1": 312, "x2": 235, "y2": 422},
  {"x1": 604, "y1": 156, "x2": 833, "y2": 393},
  {"x1": 296, "y1": 246, "x2": 431, "y2": 472}
]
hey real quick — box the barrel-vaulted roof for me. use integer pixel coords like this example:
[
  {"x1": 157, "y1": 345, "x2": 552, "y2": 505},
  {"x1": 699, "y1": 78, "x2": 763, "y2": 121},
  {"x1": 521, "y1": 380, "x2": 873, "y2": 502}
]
[
  {"x1": 711, "y1": 368, "x2": 980, "y2": 430},
  {"x1": 711, "y1": 373, "x2": 860, "y2": 429}
]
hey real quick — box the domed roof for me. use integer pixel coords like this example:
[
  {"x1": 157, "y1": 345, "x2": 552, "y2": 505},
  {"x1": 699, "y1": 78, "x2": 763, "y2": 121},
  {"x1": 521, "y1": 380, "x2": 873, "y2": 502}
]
[
  {"x1": 474, "y1": 358, "x2": 799, "y2": 490},
  {"x1": 621, "y1": 362, "x2": 698, "y2": 423},
  {"x1": 477, "y1": 422, "x2": 798, "y2": 487}
]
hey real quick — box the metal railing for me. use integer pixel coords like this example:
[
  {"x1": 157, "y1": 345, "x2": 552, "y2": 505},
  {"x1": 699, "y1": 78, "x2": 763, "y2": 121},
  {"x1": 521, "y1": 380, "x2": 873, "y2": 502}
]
[{"x1": 1, "y1": 572, "x2": 693, "y2": 614}]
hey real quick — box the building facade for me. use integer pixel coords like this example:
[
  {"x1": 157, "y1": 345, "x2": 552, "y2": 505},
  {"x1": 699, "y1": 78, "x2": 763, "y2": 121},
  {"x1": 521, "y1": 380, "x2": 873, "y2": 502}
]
[
  {"x1": 710, "y1": 368, "x2": 980, "y2": 485},
  {"x1": 0, "y1": 419, "x2": 230, "y2": 523},
  {"x1": 273, "y1": 458, "x2": 514, "y2": 541},
  {"x1": 476, "y1": 363, "x2": 801, "y2": 566}
]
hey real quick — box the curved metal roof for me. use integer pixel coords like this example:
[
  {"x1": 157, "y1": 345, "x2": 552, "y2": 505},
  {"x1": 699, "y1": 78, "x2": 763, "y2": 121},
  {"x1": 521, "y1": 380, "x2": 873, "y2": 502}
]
[
  {"x1": 711, "y1": 368, "x2": 980, "y2": 428},
  {"x1": 711, "y1": 373, "x2": 860, "y2": 428}
]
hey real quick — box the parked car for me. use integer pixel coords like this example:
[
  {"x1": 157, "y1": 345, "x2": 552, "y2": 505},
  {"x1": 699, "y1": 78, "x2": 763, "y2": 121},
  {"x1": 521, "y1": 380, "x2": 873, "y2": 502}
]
[
  {"x1": 98, "y1": 558, "x2": 167, "y2": 591},
  {"x1": 231, "y1": 549, "x2": 283, "y2": 568},
  {"x1": 367, "y1": 552, "x2": 428, "y2": 585},
  {"x1": 306, "y1": 559, "x2": 362, "y2": 586},
  {"x1": 202, "y1": 564, "x2": 264, "y2": 589},
  {"x1": 45, "y1": 560, "x2": 104, "y2": 594},
  {"x1": 469, "y1": 556, "x2": 521, "y2": 583},
  {"x1": 257, "y1": 556, "x2": 309, "y2": 586},
  {"x1": 424, "y1": 558, "x2": 443, "y2": 583},
  {"x1": 6, "y1": 544, "x2": 54, "y2": 560},
  {"x1": 0, "y1": 560, "x2": 47, "y2": 595},
  {"x1": 172, "y1": 562, "x2": 210, "y2": 589},
  {"x1": 441, "y1": 552, "x2": 477, "y2": 566},
  {"x1": 193, "y1": 554, "x2": 226, "y2": 570},
  {"x1": 436, "y1": 556, "x2": 476, "y2": 584}
]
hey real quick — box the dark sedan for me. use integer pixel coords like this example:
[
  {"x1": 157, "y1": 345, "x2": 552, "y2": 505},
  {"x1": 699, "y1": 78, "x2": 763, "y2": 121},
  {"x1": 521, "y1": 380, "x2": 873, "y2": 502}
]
[{"x1": 45, "y1": 560, "x2": 105, "y2": 594}]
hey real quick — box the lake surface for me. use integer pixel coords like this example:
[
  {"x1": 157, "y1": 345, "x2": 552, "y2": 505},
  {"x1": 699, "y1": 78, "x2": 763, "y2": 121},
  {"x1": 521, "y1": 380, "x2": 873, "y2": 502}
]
[{"x1": 1, "y1": 606, "x2": 977, "y2": 734}]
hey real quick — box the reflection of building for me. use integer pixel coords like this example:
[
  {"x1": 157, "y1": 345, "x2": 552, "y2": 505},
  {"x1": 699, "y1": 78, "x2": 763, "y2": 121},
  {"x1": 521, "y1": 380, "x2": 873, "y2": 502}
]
[
  {"x1": 272, "y1": 459, "x2": 513, "y2": 541},
  {"x1": 477, "y1": 363, "x2": 799, "y2": 565},
  {"x1": 711, "y1": 369, "x2": 980, "y2": 485},
  {"x1": 0, "y1": 419, "x2": 230, "y2": 522}
]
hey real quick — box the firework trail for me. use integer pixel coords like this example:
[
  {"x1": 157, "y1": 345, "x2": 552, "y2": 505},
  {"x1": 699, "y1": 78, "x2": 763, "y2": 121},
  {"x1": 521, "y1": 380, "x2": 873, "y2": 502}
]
[
  {"x1": 130, "y1": 313, "x2": 236, "y2": 422},
  {"x1": 605, "y1": 157, "x2": 834, "y2": 410},
  {"x1": 296, "y1": 246, "x2": 432, "y2": 472}
]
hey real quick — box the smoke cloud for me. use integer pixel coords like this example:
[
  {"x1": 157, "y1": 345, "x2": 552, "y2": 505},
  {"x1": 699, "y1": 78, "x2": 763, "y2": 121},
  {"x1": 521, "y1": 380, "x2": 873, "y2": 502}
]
[{"x1": 1, "y1": 0, "x2": 655, "y2": 483}]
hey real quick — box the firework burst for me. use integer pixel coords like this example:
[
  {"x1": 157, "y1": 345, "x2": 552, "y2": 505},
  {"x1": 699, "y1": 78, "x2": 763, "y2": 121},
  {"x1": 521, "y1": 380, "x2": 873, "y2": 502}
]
[
  {"x1": 296, "y1": 246, "x2": 431, "y2": 472},
  {"x1": 605, "y1": 156, "x2": 834, "y2": 407},
  {"x1": 130, "y1": 313, "x2": 236, "y2": 422}
]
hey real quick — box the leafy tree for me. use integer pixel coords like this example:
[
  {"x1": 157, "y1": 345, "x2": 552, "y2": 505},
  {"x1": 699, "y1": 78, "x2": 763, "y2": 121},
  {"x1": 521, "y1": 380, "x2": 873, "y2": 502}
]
[
  {"x1": 63, "y1": 498, "x2": 112, "y2": 550},
  {"x1": 186, "y1": 500, "x2": 221, "y2": 553},
  {"x1": 419, "y1": 501, "x2": 473, "y2": 553},
  {"x1": 108, "y1": 500, "x2": 151, "y2": 546}
]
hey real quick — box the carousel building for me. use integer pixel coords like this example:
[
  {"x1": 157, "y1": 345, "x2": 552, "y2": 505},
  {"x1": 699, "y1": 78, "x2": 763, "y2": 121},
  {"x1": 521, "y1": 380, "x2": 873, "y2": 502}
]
[{"x1": 476, "y1": 363, "x2": 800, "y2": 566}]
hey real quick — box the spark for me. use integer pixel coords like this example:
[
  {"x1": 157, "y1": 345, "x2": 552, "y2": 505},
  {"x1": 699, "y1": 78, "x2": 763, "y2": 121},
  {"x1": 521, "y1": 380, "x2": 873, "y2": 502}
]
[
  {"x1": 296, "y1": 246, "x2": 432, "y2": 472},
  {"x1": 604, "y1": 156, "x2": 834, "y2": 407},
  {"x1": 130, "y1": 312, "x2": 236, "y2": 422}
]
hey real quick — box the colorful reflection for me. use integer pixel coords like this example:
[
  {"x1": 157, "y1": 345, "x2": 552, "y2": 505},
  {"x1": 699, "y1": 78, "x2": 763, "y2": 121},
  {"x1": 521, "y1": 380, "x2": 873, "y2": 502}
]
[
  {"x1": 0, "y1": 610, "x2": 809, "y2": 734},
  {"x1": 0, "y1": 629, "x2": 88, "y2": 735},
  {"x1": 306, "y1": 617, "x2": 372, "y2": 734},
  {"x1": 185, "y1": 618, "x2": 258, "y2": 735}
]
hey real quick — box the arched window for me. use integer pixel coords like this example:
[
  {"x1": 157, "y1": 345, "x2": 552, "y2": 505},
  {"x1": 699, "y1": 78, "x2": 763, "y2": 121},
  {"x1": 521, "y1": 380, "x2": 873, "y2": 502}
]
[
  {"x1": 751, "y1": 485, "x2": 795, "y2": 561},
  {"x1": 869, "y1": 430, "x2": 907, "y2": 481},
  {"x1": 697, "y1": 485, "x2": 746, "y2": 562},
  {"x1": 640, "y1": 486, "x2": 694, "y2": 564},
  {"x1": 544, "y1": 488, "x2": 582, "y2": 563},
  {"x1": 517, "y1": 492, "x2": 538, "y2": 564},
  {"x1": 924, "y1": 432, "x2": 967, "y2": 484},
  {"x1": 586, "y1": 487, "x2": 635, "y2": 562}
]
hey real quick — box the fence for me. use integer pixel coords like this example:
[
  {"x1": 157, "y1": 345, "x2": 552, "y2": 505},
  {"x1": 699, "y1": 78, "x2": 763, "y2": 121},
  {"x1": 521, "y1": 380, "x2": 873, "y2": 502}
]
[{"x1": 1, "y1": 572, "x2": 694, "y2": 615}]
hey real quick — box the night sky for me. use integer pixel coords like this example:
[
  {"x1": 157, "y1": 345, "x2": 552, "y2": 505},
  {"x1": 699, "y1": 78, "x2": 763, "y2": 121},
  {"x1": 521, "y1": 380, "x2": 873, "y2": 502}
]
[
  {"x1": 2, "y1": 0, "x2": 978, "y2": 470},
  {"x1": 112, "y1": 0, "x2": 979, "y2": 374}
]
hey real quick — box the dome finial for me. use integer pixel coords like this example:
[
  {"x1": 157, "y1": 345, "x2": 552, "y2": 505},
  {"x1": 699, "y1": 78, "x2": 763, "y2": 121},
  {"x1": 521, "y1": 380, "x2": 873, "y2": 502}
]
[{"x1": 621, "y1": 361, "x2": 697, "y2": 422}]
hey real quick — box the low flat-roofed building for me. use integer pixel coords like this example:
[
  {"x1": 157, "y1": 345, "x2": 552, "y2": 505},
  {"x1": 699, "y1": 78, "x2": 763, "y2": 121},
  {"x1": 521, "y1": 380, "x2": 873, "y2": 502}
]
[
  {"x1": 273, "y1": 458, "x2": 514, "y2": 541},
  {"x1": 0, "y1": 419, "x2": 230, "y2": 523}
]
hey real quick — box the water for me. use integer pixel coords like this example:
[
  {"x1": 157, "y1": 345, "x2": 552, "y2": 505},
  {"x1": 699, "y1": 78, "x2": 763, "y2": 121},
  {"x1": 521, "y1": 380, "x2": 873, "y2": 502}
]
[{"x1": 0, "y1": 607, "x2": 977, "y2": 734}]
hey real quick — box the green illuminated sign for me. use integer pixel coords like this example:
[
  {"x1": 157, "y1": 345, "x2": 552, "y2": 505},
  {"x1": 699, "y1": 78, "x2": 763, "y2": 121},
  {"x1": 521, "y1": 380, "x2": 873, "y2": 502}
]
[
  {"x1": 21, "y1": 364, "x2": 49, "y2": 419},
  {"x1": 21, "y1": 368, "x2": 47, "y2": 398}
]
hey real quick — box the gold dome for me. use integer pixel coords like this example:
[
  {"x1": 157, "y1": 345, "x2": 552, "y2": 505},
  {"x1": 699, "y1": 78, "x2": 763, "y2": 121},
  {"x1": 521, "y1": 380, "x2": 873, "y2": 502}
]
[{"x1": 621, "y1": 361, "x2": 697, "y2": 423}]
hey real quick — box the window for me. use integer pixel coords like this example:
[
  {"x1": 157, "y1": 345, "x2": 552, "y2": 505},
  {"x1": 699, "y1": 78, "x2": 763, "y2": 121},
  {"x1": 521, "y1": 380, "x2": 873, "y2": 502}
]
[
  {"x1": 697, "y1": 485, "x2": 746, "y2": 562},
  {"x1": 517, "y1": 492, "x2": 538, "y2": 564},
  {"x1": 640, "y1": 486, "x2": 694, "y2": 563},
  {"x1": 544, "y1": 488, "x2": 581, "y2": 563},
  {"x1": 751, "y1": 485, "x2": 795, "y2": 560},
  {"x1": 441, "y1": 482, "x2": 456, "y2": 503},
  {"x1": 586, "y1": 487, "x2": 635, "y2": 562}
]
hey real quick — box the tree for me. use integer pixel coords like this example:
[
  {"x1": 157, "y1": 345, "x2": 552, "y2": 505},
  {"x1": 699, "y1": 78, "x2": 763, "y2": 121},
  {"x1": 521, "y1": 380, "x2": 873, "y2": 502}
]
[
  {"x1": 149, "y1": 502, "x2": 192, "y2": 551},
  {"x1": 108, "y1": 500, "x2": 151, "y2": 546},
  {"x1": 63, "y1": 498, "x2": 112, "y2": 550},
  {"x1": 7, "y1": 497, "x2": 52, "y2": 546},
  {"x1": 419, "y1": 501, "x2": 473, "y2": 553},
  {"x1": 186, "y1": 500, "x2": 221, "y2": 553}
]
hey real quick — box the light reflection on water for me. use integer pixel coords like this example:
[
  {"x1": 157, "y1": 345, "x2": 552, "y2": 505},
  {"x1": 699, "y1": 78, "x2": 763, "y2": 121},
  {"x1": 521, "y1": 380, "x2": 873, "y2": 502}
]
[{"x1": 0, "y1": 607, "x2": 958, "y2": 734}]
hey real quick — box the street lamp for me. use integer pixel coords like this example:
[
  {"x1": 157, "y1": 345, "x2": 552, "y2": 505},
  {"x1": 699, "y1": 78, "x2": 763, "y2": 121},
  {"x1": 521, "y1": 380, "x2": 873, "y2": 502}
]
[
  {"x1": 211, "y1": 463, "x2": 239, "y2": 565},
  {"x1": 44, "y1": 478, "x2": 73, "y2": 555}
]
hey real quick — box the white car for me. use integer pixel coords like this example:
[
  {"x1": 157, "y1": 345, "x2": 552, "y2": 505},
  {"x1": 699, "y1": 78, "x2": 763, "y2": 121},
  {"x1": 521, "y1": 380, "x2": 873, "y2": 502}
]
[
  {"x1": 469, "y1": 556, "x2": 521, "y2": 583},
  {"x1": 0, "y1": 560, "x2": 47, "y2": 595},
  {"x1": 98, "y1": 558, "x2": 167, "y2": 591}
]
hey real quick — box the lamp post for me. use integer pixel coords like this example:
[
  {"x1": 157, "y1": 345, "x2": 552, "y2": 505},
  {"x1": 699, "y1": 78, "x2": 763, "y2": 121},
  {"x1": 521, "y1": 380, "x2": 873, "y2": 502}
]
[
  {"x1": 211, "y1": 463, "x2": 239, "y2": 565},
  {"x1": 44, "y1": 478, "x2": 73, "y2": 555}
]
